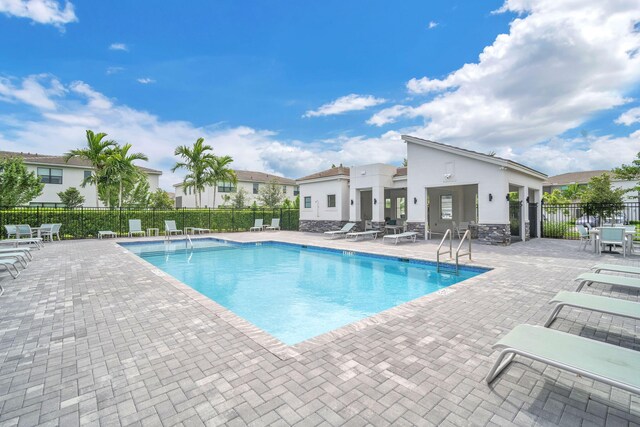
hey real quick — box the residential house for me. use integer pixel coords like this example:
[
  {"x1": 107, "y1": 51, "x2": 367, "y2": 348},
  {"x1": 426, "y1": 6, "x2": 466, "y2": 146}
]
[{"x1": 543, "y1": 170, "x2": 638, "y2": 202}]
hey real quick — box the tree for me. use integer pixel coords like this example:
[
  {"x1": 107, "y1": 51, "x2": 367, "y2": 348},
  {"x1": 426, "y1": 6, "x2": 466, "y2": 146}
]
[
  {"x1": 257, "y1": 179, "x2": 285, "y2": 208},
  {"x1": 123, "y1": 176, "x2": 151, "y2": 207},
  {"x1": 105, "y1": 143, "x2": 148, "y2": 207},
  {"x1": 581, "y1": 173, "x2": 625, "y2": 219},
  {"x1": 231, "y1": 187, "x2": 248, "y2": 208},
  {"x1": 0, "y1": 157, "x2": 44, "y2": 206},
  {"x1": 207, "y1": 155, "x2": 236, "y2": 209},
  {"x1": 64, "y1": 130, "x2": 117, "y2": 207},
  {"x1": 612, "y1": 152, "x2": 640, "y2": 198},
  {"x1": 171, "y1": 138, "x2": 216, "y2": 208},
  {"x1": 402, "y1": 158, "x2": 408, "y2": 167},
  {"x1": 57, "y1": 187, "x2": 85, "y2": 208},
  {"x1": 561, "y1": 183, "x2": 583, "y2": 201},
  {"x1": 293, "y1": 195, "x2": 300, "y2": 209},
  {"x1": 149, "y1": 189, "x2": 174, "y2": 209}
]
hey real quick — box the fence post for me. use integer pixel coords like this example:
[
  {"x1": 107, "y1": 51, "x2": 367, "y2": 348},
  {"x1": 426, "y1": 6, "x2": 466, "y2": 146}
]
[
  {"x1": 208, "y1": 207, "x2": 212, "y2": 231},
  {"x1": 540, "y1": 199, "x2": 544, "y2": 238}
]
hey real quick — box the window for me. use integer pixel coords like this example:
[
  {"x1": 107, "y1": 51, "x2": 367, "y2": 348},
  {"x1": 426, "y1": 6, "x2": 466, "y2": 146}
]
[
  {"x1": 385, "y1": 198, "x2": 391, "y2": 209},
  {"x1": 37, "y1": 167, "x2": 62, "y2": 184},
  {"x1": 293, "y1": 186, "x2": 300, "y2": 196},
  {"x1": 253, "y1": 183, "x2": 259, "y2": 194},
  {"x1": 83, "y1": 170, "x2": 92, "y2": 181},
  {"x1": 304, "y1": 196, "x2": 311, "y2": 208},
  {"x1": 327, "y1": 194, "x2": 336, "y2": 208},
  {"x1": 440, "y1": 195, "x2": 453, "y2": 220},
  {"x1": 396, "y1": 197, "x2": 406, "y2": 218},
  {"x1": 218, "y1": 182, "x2": 235, "y2": 193},
  {"x1": 282, "y1": 185, "x2": 287, "y2": 194}
]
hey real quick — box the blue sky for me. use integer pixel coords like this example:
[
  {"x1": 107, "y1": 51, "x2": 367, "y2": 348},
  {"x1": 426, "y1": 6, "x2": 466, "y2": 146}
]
[{"x1": 0, "y1": 0, "x2": 639, "y2": 189}]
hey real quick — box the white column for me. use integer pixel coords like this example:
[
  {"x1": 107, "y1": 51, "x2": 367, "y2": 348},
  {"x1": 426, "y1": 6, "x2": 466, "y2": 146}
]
[
  {"x1": 349, "y1": 188, "x2": 359, "y2": 222},
  {"x1": 372, "y1": 186, "x2": 385, "y2": 223}
]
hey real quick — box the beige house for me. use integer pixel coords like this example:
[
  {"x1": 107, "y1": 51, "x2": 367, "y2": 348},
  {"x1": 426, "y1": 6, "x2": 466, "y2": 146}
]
[
  {"x1": 543, "y1": 170, "x2": 638, "y2": 202},
  {"x1": 173, "y1": 170, "x2": 298, "y2": 208},
  {"x1": 0, "y1": 150, "x2": 161, "y2": 207}
]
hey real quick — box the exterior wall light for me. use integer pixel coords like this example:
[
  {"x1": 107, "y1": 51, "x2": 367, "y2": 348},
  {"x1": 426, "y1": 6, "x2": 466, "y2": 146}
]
[
  {"x1": 350, "y1": 199, "x2": 354, "y2": 205},
  {"x1": 489, "y1": 193, "x2": 493, "y2": 201},
  {"x1": 413, "y1": 197, "x2": 417, "y2": 204},
  {"x1": 374, "y1": 198, "x2": 377, "y2": 205},
  {"x1": 506, "y1": 194, "x2": 510, "y2": 201},
  {"x1": 526, "y1": 196, "x2": 530, "y2": 203}
]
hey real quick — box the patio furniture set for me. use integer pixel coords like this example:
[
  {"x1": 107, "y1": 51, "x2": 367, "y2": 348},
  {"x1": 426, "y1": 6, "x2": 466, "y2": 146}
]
[
  {"x1": 323, "y1": 222, "x2": 418, "y2": 244},
  {"x1": 576, "y1": 224, "x2": 637, "y2": 257}
]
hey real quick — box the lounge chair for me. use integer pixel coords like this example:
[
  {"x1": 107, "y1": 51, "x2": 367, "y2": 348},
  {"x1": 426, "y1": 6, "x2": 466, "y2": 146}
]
[
  {"x1": 0, "y1": 259, "x2": 21, "y2": 279},
  {"x1": 324, "y1": 223, "x2": 356, "y2": 239},
  {"x1": 164, "y1": 220, "x2": 183, "y2": 237},
  {"x1": 346, "y1": 230, "x2": 380, "y2": 241},
  {"x1": 265, "y1": 218, "x2": 280, "y2": 231},
  {"x1": 486, "y1": 324, "x2": 640, "y2": 395},
  {"x1": 591, "y1": 264, "x2": 640, "y2": 275},
  {"x1": 0, "y1": 251, "x2": 29, "y2": 268},
  {"x1": 128, "y1": 219, "x2": 146, "y2": 237},
  {"x1": 383, "y1": 231, "x2": 418, "y2": 245},
  {"x1": 11, "y1": 225, "x2": 44, "y2": 248},
  {"x1": 98, "y1": 230, "x2": 117, "y2": 239},
  {"x1": 575, "y1": 272, "x2": 640, "y2": 292},
  {"x1": 545, "y1": 290, "x2": 640, "y2": 327},
  {"x1": 249, "y1": 219, "x2": 264, "y2": 232},
  {"x1": 0, "y1": 247, "x2": 32, "y2": 260},
  {"x1": 0, "y1": 239, "x2": 42, "y2": 249}
]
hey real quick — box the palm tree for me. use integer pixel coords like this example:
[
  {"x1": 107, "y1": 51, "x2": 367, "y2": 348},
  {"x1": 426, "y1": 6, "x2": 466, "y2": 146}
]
[
  {"x1": 171, "y1": 138, "x2": 216, "y2": 208},
  {"x1": 105, "y1": 144, "x2": 149, "y2": 207},
  {"x1": 208, "y1": 155, "x2": 236, "y2": 208},
  {"x1": 64, "y1": 130, "x2": 117, "y2": 207}
]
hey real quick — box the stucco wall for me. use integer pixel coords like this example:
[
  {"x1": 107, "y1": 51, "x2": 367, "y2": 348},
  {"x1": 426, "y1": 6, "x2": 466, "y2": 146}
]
[
  {"x1": 175, "y1": 181, "x2": 298, "y2": 208},
  {"x1": 299, "y1": 179, "x2": 349, "y2": 221}
]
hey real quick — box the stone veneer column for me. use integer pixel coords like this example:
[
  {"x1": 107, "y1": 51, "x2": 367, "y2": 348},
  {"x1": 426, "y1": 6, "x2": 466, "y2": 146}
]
[
  {"x1": 476, "y1": 223, "x2": 511, "y2": 246},
  {"x1": 299, "y1": 220, "x2": 348, "y2": 233},
  {"x1": 405, "y1": 222, "x2": 425, "y2": 239},
  {"x1": 524, "y1": 221, "x2": 531, "y2": 241}
]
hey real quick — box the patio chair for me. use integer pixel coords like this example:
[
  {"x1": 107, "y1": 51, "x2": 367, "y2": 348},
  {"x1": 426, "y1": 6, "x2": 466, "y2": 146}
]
[
  {"x1": 382, "y1": 231, "x2": 418, "y2": 245},
  {"x1": 128, "y1": 219, "x2": 146, "y2": 237},
  {"x1": 14, "y1": 225, "x2": 44, "y2": 248},
  {"x1": 249, "y1": 219, "x2": 264, "y2": 232},
  {"x1": 574, "y1": 272, "x2": 640, "y2": 292},
  {"x1": 346, "y1": 230, "x2": 380, "y2": 241},
  {"x1": 265, "y1": 218, "x2": 280, "y2": 231},
  {"x1": 323, "y1": 223, "x2": 356, "y2": 239},
  {"x1": 598, "y1": 227, "x2": 626, "y2": 257},
  {"x1": 4, "y1": 225, "x2": 17, "y2": 239},
  {"x1": 40, "y1": 223, "x2": 62, "y2": 241},
  {"x1": 486, "y1": 324, "x2": 640, "y2": 395},
  {"x1": 576, "y1": 224, "x2": 590, "y2": 250},
  {"x1": 544, "y1": 291, "x2": 640, "y2": 327},
  {"x1": 164, "y1": 220, "x2": 183, "y2": 237}
]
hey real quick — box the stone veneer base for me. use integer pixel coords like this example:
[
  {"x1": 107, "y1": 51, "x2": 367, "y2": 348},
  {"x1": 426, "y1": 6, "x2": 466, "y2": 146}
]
[
  {"x1": 476, "y1": 223, "x2": 511, "y2": 246},
  {"x1": 299, "y1": 220, "x2": 349, "y2": 233},
  {"x1": 405, "y1": 222, "x2": 426, "y2": 239}
]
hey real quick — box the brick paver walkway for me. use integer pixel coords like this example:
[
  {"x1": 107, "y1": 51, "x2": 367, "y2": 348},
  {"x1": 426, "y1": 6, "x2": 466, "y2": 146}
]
[{"x1": 0, "y1": 232, "x2": 639, "y2": 426}]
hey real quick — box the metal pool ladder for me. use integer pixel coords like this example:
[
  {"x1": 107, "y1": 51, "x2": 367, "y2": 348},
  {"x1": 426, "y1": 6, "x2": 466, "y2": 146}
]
[
  {"x1": 454, "y1": 229, "x2": 472, "y2": 273},
  {"x1": 436, "y1": 229, "x2": 452, "y2": 272}
]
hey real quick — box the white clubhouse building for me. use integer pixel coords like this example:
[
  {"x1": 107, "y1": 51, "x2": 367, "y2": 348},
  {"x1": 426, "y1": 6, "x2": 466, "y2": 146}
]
[
  {"x1": 297, "y1": 135, "x2": 547, "y2": 245},
  {"x1": 174, "y1": 170, "x2": 298, "y2": 208},
  {"x1": 0, "y1": 150, "x2": 161, "y2": 207}
]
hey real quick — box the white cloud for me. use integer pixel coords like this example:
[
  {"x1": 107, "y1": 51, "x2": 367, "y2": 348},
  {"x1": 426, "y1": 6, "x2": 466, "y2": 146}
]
[
  {"x1": 137, "y1": 78, "x2": 155, "y2": 84},
  {"x1": 109, "y1": 43, "x2": 128, "y2": 51},
  {"x1": 0, "y1": 0, "x2": 76, "y2": 28},
  {"x1": 378, "y1": 0, "x2": 640, "y2": 151},
  {"x1": 304, "y1": 94, "x2": 386, "y2": 118},
  {"x1": 0, "y1": 74, "x2": 65, "y2": 110},
  {"x1": 427, "y1": 21, "x2": 438, "y2": 29},
  {"x1": 615, "y1": 106, "x2": 640, "y2": 126},
  {"x1": 106, "y1": 66, "x2": 124, "y2": 75}
]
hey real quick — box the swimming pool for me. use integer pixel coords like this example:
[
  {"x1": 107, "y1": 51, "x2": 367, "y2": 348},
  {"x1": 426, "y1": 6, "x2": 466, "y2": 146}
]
[{"x1": 123, "y1": 239, "x2": 487, "y2": 345}]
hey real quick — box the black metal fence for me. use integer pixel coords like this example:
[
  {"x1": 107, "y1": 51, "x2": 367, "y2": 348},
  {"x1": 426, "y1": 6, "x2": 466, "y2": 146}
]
[
  {"x1": 541, "y1": 201, "x2": 639, "y2": 239},
  {"x1": 0, "y1": 207, "x2": 300, "y2": 239}
]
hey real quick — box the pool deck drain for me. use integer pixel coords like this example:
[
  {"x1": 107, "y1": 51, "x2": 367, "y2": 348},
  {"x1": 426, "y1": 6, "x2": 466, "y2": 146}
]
[{"x1": 0, "y1": 232, "x2": 639, "y2": 426}]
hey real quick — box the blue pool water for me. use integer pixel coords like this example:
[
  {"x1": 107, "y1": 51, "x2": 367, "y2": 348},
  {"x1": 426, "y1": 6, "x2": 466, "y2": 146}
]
[{"x1": 123, "y1": 239, "x2": 486, "y2": 345}]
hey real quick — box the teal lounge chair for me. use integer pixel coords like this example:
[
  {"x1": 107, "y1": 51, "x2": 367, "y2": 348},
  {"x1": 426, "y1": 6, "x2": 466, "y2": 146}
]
[
  {"x1": 0, "y1": 259, "x2": 21, "y2": 279},
  {"x1": 128, "y1": 219, "x2": 146, "y2": 237},
  {"x1": 591, "y1": 264, "x2": 640, "y2": 275},
  {"x1": 486, "y1": 324, "x2": 640, "y2": 395},
  {"x1": 575, "y1": 272, "x2": 640, "y2": 292},
  {"x1": 545, "y1": 291, "x2": 640, "y2": 327},
  {"x1": 249, "y1": 219, "x2": 264, "y2": 232},
  {"x1": 265, "y1": 218, "x2": 280, "y2": 231},
  {"x1": 324, "y1": 222, "x2": 356, "y2": 239},
  {"x1": 0, "y1": 247, "x2": 32, "y2": 260}
]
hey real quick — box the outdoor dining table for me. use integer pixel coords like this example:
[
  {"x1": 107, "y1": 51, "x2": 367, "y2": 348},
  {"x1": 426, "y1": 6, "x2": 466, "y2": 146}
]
[{"x1": 588, "y1": 227, "x2": 635, "y2": 254}]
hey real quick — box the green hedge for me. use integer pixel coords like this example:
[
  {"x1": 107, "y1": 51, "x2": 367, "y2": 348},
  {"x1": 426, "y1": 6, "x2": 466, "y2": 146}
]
[
  {"x1": 542, "y1": 221, "x2": 580, "y2": 239},
  {"x1": 0, "y1": 207, "x2": 299, "y2": 239}
]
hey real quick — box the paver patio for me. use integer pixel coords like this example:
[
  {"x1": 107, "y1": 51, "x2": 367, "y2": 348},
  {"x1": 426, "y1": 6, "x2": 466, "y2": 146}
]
[{"x1": 0, "y1": 232, "x2": 639, "y2": 426}]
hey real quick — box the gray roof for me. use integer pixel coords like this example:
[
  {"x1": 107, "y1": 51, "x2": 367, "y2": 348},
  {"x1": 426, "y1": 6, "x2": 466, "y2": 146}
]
[
  {"x1": 0, "y1": 150, "x2": 162, "y2": 175},
  {"x1": 543, "y1": 170, "x2": 609, "y2": 186},
  {"x1": 233, "y1": 170, "x2": 296, "y2": 185},
  {"x1": 297, "y1": 166, "x2": 351, "y2": 182}
]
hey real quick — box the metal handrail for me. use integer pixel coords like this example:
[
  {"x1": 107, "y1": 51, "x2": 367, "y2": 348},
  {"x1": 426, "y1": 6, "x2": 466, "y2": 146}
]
[
  {"x1": 455, "y1": 229, "x2": 472, "y2": 273},
  {"x1": 436, "y1": 229, "x2": 452, "y2": 272},
  {"x1": 185, "y1": 233, "x2": 193, "y2": 250}
]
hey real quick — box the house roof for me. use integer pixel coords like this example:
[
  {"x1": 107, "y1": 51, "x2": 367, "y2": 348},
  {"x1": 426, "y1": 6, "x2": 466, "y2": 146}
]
[
  {"x1": 296, "y1": 166, "x2": 351, "y2": 182},
  {"x1": 173, "y1": 170, "x2": 296, "y2": 187},
  {"x1": 401, "y1": 135, "x2": 548, "y2": 180},
  {"x1": 394, "y1": 167, "x2": 407, "y2": 177},
  {"x1": 0, "y1": 150, "x2": 162, "y2": 175},
  {"x1": 542, "y1": 170, "x2": 609, "y2": 186}
]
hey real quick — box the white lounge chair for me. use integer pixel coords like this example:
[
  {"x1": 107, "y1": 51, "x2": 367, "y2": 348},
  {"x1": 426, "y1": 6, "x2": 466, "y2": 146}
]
[
  {"x1": 591, "y1": 264, "x2": 640, "y2": 275},
  {"x1": 250, "y1": 219, "x2": 264, "y2": 232},
  {"x1": 265, "y1": 218, "x2": 280, "y2": 231},
  {"x1": 545, "y1": 290, "x2": 640, "y2": 327},
  {"x1": 128, "y1": 219, "x2": 146, "y2": 237},
  {"x1": 98, "y1": 230, "x2": 117, "y2": 239},
  {"x1": 486, "y1": 324, "x2": 640, "y2": 395},
  {"x1": 324, "y1": 223, "x2": 356, "y2": 239},
  {"x1": 0, "y1": 252, "x2": 29, "y2": 268},
  {"x1": 0, "y1": 259, "x2": 21, "y2": 279},
  {"x1": 346, "y1": 230, "x2": 380, "y2": 241},
  {"x1": 13, "y1": 225, "x2": 44, "y2": 248},
  {"x1": 164, "y1": 220, "x2": 183, "y2": 237},
  {"x1": 0, "y1": 247, "x2": 32, "y2": 260},
  {"x1": 383, "y1": 231, "x2": 418, "y2": 244}
]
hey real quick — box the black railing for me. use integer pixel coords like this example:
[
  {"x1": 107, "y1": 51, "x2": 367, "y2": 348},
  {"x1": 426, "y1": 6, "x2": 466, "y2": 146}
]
[
  {"x1": 541, "y1": 201, "x2": 639, "y2": 239},
  {"x1": 0, "y1": 207, "x2": 300, "y2": 239}
]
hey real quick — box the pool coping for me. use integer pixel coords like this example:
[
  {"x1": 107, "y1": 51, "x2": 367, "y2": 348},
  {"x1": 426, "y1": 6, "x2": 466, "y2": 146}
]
[{"x1": 117, "y1": 236, "x2": 496, "y2": 360}]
